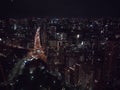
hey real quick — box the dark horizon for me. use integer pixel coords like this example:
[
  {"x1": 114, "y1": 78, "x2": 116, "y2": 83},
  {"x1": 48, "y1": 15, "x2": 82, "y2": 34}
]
[{"x1": 0, "y1": 0, "x2": 120, "y2": 18}]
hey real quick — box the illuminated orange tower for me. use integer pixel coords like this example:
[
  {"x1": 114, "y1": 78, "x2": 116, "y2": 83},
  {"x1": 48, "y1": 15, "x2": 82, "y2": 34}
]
[
  {"x1": 34, "y1": 27, "x2": 42, "y2": 49},
  {"x1": 28, "y1": 27, "x2": 47, "y2": 62}
]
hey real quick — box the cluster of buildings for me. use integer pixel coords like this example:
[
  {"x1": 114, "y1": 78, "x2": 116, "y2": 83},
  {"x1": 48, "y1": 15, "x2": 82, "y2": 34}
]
[{"x1": 0, "y1": 17, "x2": 120, "y2": 90}]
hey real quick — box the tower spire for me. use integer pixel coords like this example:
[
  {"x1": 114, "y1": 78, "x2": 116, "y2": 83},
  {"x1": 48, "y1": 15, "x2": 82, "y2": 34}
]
[{"x1": 34, "y1": 27, "x2": 42, "y2": 49}]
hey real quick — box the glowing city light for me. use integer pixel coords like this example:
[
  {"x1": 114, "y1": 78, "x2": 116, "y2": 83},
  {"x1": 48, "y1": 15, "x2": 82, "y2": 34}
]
[
  {"x1": 77, "y1": 34, "x2": 80, "y2": 38},
  {"x1": 0, "y1": 38, "x2": 2, "y2": 41}
]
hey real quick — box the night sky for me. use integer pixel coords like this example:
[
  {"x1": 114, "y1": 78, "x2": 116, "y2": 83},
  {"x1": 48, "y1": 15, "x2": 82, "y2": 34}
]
[{"x1": 0, "y1": 0, "x2": 120, "y2": 17}]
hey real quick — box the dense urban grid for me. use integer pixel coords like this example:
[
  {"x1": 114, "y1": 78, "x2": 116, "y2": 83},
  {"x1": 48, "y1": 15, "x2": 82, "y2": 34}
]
[{"x1": 0, "y1": 17, "x2": 120, "y2": 90}]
